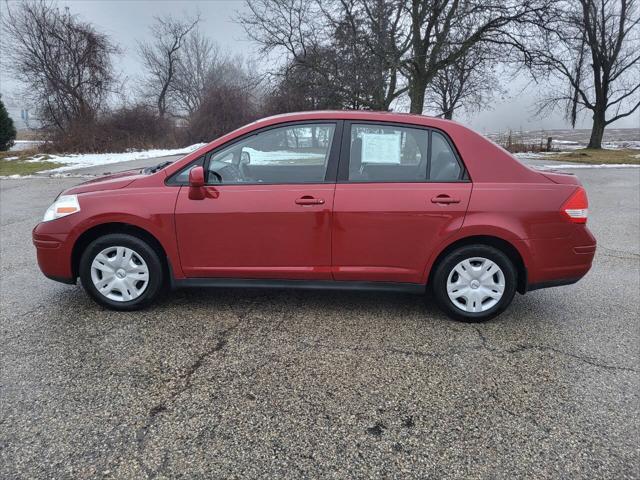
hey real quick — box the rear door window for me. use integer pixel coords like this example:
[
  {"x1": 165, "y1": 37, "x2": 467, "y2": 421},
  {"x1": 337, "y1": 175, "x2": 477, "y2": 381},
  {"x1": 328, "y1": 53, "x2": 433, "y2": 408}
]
[
  {"x1": 346, "y1": 124, "x2": 464, "y2": 183},
  {"x1": 348, "y1": 124, "x2": 428, "y2": 182}
]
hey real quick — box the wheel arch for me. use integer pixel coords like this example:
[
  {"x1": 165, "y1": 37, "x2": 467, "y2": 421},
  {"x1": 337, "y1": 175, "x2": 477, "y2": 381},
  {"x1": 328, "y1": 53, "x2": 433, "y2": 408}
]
[
  {"x1": 71, "y1": 222, "x2": 170, "y2": 280},
  {"x1": 427, "y1": 235, "x2": 528, "y2": 294}
]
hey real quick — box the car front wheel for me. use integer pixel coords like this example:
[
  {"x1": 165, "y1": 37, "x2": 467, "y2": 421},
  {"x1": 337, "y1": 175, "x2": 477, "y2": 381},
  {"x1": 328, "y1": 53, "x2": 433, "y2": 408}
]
[
  {"x1": 79, "y1": 233, "x2": 164, "y2": 310},
  {"x1": 432, "y1": 244, "x2": 517, "y2": 322}
]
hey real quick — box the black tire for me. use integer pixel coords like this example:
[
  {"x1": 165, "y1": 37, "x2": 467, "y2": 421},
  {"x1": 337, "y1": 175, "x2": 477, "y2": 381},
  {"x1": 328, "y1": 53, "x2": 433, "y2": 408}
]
[
  {"x1": 79, "y1": 233, "x2": 165, "y2": 311},
  {"x1": 431, "y1": 244, "x2": 517, "y2": 322}
]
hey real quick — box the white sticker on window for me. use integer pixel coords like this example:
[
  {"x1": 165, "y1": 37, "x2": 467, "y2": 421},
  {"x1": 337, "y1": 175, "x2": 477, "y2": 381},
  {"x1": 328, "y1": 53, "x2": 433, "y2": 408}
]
[{"x1": 361, "y1": 133, "x2": 401, "y2": 164}]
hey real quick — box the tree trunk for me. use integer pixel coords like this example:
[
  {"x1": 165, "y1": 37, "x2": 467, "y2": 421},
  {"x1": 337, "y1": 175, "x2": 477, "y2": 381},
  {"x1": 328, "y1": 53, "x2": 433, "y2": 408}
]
[
  {"x1": 587, "y1": 111, "x2": 605, "y2": 149},
  {"x1": 443, "y1": 107, "x2": 454, "y2": 120},
  {"x1": 409, "y1": 75, "x2": 427, "y2": 114}
]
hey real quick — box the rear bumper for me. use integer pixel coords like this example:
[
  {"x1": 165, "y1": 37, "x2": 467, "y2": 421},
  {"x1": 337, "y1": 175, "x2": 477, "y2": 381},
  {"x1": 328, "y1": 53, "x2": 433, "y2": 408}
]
[
  {"x1": 525, "y1": 226, "x2": 596, "y2": 292},
  {"x1": 33, "y1": 225, "x2": 75, "y2": 284},
  {"x1": 527, "y1": 277, "x2": 581, "y2": 292}
]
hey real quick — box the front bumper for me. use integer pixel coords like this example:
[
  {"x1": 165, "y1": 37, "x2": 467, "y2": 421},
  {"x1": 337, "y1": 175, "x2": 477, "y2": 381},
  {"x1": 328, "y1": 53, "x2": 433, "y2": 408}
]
[{"x1": 33, "y1": 225, "x2": 75, "y2": 283}]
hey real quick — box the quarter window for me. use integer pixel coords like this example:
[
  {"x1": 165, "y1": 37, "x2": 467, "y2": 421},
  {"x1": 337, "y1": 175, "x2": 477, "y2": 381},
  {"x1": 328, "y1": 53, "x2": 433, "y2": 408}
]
[
  {"x1": 430, "y1": 131, "x2": 462, "y2": 181},
  {"x1": 207, "y1": 123, "x2": 335, "y2": 184}
]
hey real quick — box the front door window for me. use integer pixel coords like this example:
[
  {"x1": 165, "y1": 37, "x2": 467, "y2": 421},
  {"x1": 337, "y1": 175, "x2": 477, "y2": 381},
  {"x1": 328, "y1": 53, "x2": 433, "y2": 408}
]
[{"x1": 207, "y1": 123, "x2": 335, "y2": 184}]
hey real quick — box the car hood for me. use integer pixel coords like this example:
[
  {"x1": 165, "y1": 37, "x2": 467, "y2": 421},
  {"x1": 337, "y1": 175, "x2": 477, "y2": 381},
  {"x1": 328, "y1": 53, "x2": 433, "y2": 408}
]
[{"x1": 63, "y1": 169, "x2": 145, "y2": 195}]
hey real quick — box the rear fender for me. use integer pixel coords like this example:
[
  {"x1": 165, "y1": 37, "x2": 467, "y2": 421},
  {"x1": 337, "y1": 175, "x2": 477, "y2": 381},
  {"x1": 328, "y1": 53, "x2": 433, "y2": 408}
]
[{"x1": 421, "y1": 224, "x2": 531, "y2": 285}]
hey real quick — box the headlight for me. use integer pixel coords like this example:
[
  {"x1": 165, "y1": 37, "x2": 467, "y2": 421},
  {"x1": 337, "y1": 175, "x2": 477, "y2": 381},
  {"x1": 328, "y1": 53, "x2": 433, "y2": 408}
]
[{"x1": 42, "y1": 195, "x2": 81, "y2": 222}]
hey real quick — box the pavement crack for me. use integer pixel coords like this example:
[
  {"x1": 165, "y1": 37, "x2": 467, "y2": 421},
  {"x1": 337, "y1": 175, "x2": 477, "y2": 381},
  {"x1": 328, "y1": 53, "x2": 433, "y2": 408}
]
[
  {"x1": 11, "y1": 303, "x2": 46, "y2": 319},
  {"x1": 298, "y1": 339, "x2": 479, "y2": 360},
  {"x1": 505, "y1": 343, "x2": 639, "y2": 373},
  {"x1": 474, "y1": 327, "x2": 638, "y2": 373},
  {"x1": 598, "y1": 246, "x2": 640, "y2": 260},
  {"x1": 133, "y1": 321, "x2": 240, "y2": 477},
  {"x1": 131, "y1": 299, "x2": 264, "y2": 477}
]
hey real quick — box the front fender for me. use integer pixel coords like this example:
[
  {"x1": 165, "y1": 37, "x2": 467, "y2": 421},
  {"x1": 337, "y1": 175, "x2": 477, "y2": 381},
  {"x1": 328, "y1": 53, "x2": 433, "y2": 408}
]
[{"x1": 41, "y1": 186, "x2": 184, "y2": 279}]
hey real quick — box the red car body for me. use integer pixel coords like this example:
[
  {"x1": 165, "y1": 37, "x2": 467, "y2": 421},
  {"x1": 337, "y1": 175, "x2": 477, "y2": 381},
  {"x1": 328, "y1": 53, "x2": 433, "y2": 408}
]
[{"x1": 33, "y1": 111, "x2": 596, "y2": 298}]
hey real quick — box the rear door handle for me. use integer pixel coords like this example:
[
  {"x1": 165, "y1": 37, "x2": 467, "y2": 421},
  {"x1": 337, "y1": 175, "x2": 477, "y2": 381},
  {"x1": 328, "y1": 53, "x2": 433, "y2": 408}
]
[
  {"x1": 295, "y1": 196, "x2": 325, "y2": 205},
  {"x1": 431, "y1": 195, "x2": 461, "y2": 205}
]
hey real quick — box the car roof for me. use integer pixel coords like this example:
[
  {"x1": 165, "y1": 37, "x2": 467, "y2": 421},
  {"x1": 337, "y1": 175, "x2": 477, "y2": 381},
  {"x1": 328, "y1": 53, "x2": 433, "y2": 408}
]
[{"x1": 249, "y1": 110, "x2": 459, "y2": 130}]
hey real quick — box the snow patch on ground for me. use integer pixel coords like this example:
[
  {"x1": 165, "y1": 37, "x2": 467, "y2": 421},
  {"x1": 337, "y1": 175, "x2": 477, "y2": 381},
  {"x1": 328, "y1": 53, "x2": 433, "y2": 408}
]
[
  {"x1": 11, "y1": 143, "x2": 207, "y2": 172},
  {"x1": 513, "y1": 152, "x2": 565, "y2": 161},
  {"x1": 243, "y1": 148, "x2": 325, "y2": 165},
  {"x1": 535, "y1": 163, "x2": 640, "y2": 170},
  {"x1": 0, "y1": 174, "x2": 98, "y2": 180},
  {"x1": 9, "y1": 140, "x2": 45, "y2": 151},
  {"x1": 602, "y1": 140, "x2": 640, "y2": 150},
  {"x1": 513, "y1": 151, "x2": 639, "y2": 169}
]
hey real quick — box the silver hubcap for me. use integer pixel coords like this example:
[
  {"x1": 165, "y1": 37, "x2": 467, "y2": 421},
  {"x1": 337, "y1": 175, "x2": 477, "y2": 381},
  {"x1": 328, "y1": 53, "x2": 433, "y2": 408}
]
[
  {"x1": 90, "y1": 246, "x2": 149, "y2": 302},
  {"x1": 447, "y1": 257, "x2": 506, "y2": 313}
]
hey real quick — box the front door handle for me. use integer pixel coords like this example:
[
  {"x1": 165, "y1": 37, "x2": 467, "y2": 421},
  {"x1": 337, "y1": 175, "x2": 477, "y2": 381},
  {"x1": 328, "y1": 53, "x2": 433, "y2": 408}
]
[
  {"x1": 295, "y1": 196, "x2": 325, "y2": 205},
  {"x1": 431, "y1": 194, "x2": 461, "y2": 205}
]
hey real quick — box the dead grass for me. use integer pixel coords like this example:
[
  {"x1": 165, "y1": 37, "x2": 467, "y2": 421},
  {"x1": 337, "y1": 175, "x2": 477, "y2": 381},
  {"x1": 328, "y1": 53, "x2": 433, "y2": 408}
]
[
  {"x1": 0, "y1": 149, "x2": 63, "y2": 176},
  {"x1": 545, "y1": 148, "x2": 640, "y2": 165}
]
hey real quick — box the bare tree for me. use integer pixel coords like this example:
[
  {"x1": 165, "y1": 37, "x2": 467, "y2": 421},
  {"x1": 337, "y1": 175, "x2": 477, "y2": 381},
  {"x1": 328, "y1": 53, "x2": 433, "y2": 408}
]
[
  {"x1": 322, "y1": 0, "x2": 410, "y2": 109},
  {"x1": 138, "y1": 13, "x2": 200, "y2": 117},
  {"x1": 172, "y1": 29, "x2": 223, "y2": 117},
  {"x1": 171, "y1": 31, "x2": 260, "y2": 121},
  {"x1": 426, "y1": 44, "x2": 501, "y2": 119},
  {"x1": 238, "y1": 0, "x2": 409, "y2": 110},
  {"x1": 532, "y1": 0, "x2": 639, "y2": 148},
  {"x1": 403, "y1": 0, "x2": 550, "y2": 114},
  {"x1": 186, "y1": 82, "x2": 258, "y2": 143},
  {"x1": 1, "y1": 0, "x2": 119, "y2": 132},
  {"x1": 239, "y1": 0, "x2": 549, "y2": 114},
  {"x1": 261, "y1": 53, "x2": 345, "y2": 114}
]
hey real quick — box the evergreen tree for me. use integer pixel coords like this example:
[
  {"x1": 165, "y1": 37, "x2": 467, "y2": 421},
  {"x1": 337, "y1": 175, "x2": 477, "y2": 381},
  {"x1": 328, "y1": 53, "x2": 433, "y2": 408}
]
[{"x1": 0, "y1": 99, "x2": 17, "y2": 151}]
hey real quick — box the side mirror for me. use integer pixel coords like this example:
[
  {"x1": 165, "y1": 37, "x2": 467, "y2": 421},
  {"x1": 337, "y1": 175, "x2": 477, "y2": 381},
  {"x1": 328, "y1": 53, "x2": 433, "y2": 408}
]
[
  {"x1": 188, "y1": 166, "x2": 205, "y2": 200},
  {"x1": 189, "y1": 166, "x2": 205, "y2": 187},
  {"x1": 240, "y1": 150, "x2": 251, "y2": 165}
]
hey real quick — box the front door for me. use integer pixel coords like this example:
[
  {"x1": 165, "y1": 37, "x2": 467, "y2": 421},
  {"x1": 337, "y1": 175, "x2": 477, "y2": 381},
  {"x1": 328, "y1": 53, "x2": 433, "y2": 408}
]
[
  {"x1": 332, "y1": 122, "x2": 471, "y2": 284},
  {"x1": 174, "y1": 122, "x2": 340, "y2": 280}
]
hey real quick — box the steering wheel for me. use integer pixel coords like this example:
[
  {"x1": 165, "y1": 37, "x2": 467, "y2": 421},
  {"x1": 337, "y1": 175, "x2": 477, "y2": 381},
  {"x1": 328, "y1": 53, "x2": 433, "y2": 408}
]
[
  {"x1": 208, "y1": 170, "x2": 223, "y2": 183},
  {"x1": 208, "y1": 159, "x2": 256, "y2": 183}
]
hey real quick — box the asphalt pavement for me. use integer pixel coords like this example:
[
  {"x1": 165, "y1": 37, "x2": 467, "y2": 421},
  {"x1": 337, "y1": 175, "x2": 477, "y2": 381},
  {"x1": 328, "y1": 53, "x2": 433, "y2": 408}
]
[{"x1": 1, "y1": 158, "x2": 638, "y2": 479}]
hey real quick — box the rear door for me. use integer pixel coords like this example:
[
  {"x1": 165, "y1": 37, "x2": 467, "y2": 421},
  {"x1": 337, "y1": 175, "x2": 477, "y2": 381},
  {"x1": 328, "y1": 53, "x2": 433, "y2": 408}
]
[
  {"x1": 332, "y1": 122, "x2": 471, "y2": 284},
  {"x1": 174, "y1": 121, "x2": 341, "y2": 280}
]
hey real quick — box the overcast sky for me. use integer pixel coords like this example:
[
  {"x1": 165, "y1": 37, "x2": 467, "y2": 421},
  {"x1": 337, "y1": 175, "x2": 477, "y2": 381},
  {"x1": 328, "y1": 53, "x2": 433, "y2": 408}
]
[{"x1": 1, "y1": 0, "x2": 638, "y2": 133}]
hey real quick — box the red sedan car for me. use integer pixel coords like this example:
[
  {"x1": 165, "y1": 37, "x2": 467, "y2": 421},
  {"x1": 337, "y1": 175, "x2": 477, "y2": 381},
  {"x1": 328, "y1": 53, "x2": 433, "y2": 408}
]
[{"x1": 33, "y1": 111, "x2": 596, "y2": 321}]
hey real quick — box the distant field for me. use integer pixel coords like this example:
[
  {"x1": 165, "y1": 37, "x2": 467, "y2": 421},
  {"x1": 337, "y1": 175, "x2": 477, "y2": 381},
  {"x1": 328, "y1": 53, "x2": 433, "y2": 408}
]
[
  {"x1": 545, "y1": 148, "x2": 640, "y2": 165},
  {"x1": 485, "y1": 127, "x2": 640, "y2": 151}
]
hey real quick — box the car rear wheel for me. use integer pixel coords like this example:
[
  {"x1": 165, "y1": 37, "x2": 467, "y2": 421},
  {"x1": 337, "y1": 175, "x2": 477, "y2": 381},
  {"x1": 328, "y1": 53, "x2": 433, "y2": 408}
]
[
  {"x1": 431, "y1": 244, "x2": 517, "y2": 322},
  {"x1": 79, "y1": 233, "x2": 164, "y2": 310}
]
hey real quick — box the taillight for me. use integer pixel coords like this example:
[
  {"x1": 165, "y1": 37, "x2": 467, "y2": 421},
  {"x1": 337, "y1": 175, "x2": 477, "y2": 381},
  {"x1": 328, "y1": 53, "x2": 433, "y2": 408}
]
[{"x1": 562, "y1": 187, "x2": 588, "y2": 224}]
